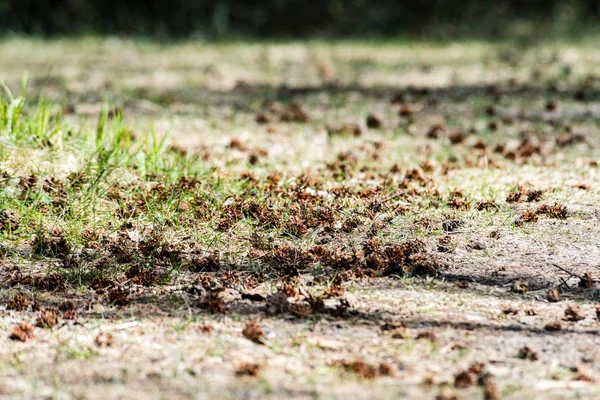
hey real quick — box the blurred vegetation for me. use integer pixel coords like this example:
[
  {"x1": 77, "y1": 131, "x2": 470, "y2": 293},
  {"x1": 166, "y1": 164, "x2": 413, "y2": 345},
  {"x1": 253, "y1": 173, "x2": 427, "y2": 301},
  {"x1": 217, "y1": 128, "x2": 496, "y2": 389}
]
[{"x1": 0, "y1": 0, "x2": 598, "y2": 39}]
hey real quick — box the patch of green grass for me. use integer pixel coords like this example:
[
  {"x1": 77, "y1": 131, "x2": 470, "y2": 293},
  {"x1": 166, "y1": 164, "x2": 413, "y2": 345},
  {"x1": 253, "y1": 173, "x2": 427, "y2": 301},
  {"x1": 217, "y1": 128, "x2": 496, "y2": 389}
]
[{"x1": 59, "y1": 345, "x2": 98, "y2": 360}]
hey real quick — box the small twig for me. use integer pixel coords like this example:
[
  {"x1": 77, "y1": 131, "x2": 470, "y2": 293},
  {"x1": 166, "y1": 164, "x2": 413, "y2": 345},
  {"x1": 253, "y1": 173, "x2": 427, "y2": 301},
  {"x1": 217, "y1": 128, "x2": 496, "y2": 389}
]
[
  {"x1": 113, "y1": 321, "x2": 140, "y2": 330},
  {"x1": 382, "y1": 192, "x2": 403, "y2": 203},
  {"x1": 558, "y1": 277, "x2": 571, "y2": 291},
  {"x1": 118, "y1": 278, "x2": 133, "y2": 287},
  {"x1": 550, "y1": 263, "x2": 585, "y2": 281}
]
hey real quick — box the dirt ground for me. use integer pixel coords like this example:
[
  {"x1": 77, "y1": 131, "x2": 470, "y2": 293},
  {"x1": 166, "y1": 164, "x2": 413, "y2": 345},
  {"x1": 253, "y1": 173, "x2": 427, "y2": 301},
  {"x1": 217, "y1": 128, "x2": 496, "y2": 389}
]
[{"x1": 0, "y1": 37, "x2": 599, "y2": 399}]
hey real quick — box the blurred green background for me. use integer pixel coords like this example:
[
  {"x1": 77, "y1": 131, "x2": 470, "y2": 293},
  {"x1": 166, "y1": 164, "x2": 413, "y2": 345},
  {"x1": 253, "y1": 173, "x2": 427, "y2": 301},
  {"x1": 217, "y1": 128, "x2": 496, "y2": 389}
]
[{"x1": 0, "y1": 0, "x2": 598, "y2": 39}]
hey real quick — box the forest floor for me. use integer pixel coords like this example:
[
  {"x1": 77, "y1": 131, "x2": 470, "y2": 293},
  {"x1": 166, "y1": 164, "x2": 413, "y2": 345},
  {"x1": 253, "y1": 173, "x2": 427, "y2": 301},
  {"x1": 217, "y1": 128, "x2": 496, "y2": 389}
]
[{"x1": 0, "y1": 37, "x2": 599, "y2": 399}]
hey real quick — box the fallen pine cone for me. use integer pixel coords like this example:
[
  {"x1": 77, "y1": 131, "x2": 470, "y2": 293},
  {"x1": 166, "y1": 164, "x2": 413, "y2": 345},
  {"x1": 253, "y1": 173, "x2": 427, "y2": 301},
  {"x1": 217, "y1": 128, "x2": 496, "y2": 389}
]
[
  {"x1": 242, "y1": 320, "x2": 265, "y2": 344},
  {"x1": 9, "y1": 322, "x2": 35, "y2": 342},
  {"x1": 564, "y1": 304, "x2": 585, "y2": 322}
]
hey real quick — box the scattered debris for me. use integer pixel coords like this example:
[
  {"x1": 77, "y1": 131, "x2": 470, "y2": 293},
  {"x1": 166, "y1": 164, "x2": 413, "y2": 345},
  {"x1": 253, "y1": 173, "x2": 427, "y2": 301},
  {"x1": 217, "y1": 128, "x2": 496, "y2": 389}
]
[
  {"x1": 546, "y1": 287, "x2": 561, "y2": 302},
  {"x1": 9, "y1": 322, "x2": 35, "y2": 342},
  {"x1": 95, "y1": 332, "x2": 115, "y2": 347},
  {"x1": 442, "y1": 219, "x2": 462, "y2": 232},
  {"x1": 199, "y1": 323, "x2": 213, "y2": 334},
  {"x1": 6, "y1": 294, "x2": 28, "y2": 311},
  {"x1": 535, "y1": 203, "x2": 567, "y2": 219},
  {"x1": 484, "y1": 379, "x2": 501, "y2": 400},
  {"x1": 564, "y1": 304, "x2": 585, "y2": 322},
  {"x1": 337, "y1": 358, "x2": 395, "y2": 379},
  {"x1": 265, "y1": 292, "x2": 290, "y2": 315},
  {"x1": 236, "y1": 361, "x2": 261, "y2": 377},
  {"x1": 366, "y1": 113, "x2": 383, "y2": 129},
  {"x1": 0, "y1": 209, "x2": 20, "y2": 231},
  {"x1": 573, "y1": 366, "x2": 596, "y2": 383},
  {"x1": 518, "y1": 346, "x2": 538, "y2": 361},
  {"x1": 454, "y1": 370, "x2": 476, "y2": 388},
  {"x1": 475, "y1": 200, "x2": 498, "y2": 211},
  {"x1": 511, "y1": 280, "x2": 529, "y2": 294},
  {"x1": 454, "y1": 363, "x2": 491, "y2": 390},
  {"x1": 514, "y1": 210, "x2": 538, "y2": 226},
  {"x1": 36, "y1": 308, "x2": 59, "y2": 328},
  {"x1": 502, "y1": 305, "x2": 520, "y2": 315},
  {"x1": 416, "y1": 330, "x2": 436, "y2": 341},
  {"x1": 280, "y1": 102, "x2": 309, "y2": 123},
  {"x1": 201, "y1": 290, "x2": 226, "y2": 314},
  {"x1": 507, "y1": 186, "x2": 544, "y2": 203},
  {"x1": 544, "y1": 321, "x2": 562, "y2": 331},
  {"x1": 578, "y1": 273, "x2": 595, "y2": 289},
  {"x1": 435, "y1": 388, "x2": 458, "y2": 400},
  {"x1": 242, "y1": 320, "x2": 265, "y2": 344},
  {"x1": 524, "y1": 308, "x2": 540, "y2": 316},
  {"x1": 58, "y1": 301, "x2": 78, "y2": 320},
  {"x1": 448, "y1": 131, "x2": 466, "y2": 144},
  {"x1": 108, "y1": 287, "x2": 131, "y2": 306},
  {"x1": 1, "y1": 40, "x2": 598, "y2": 399}
]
